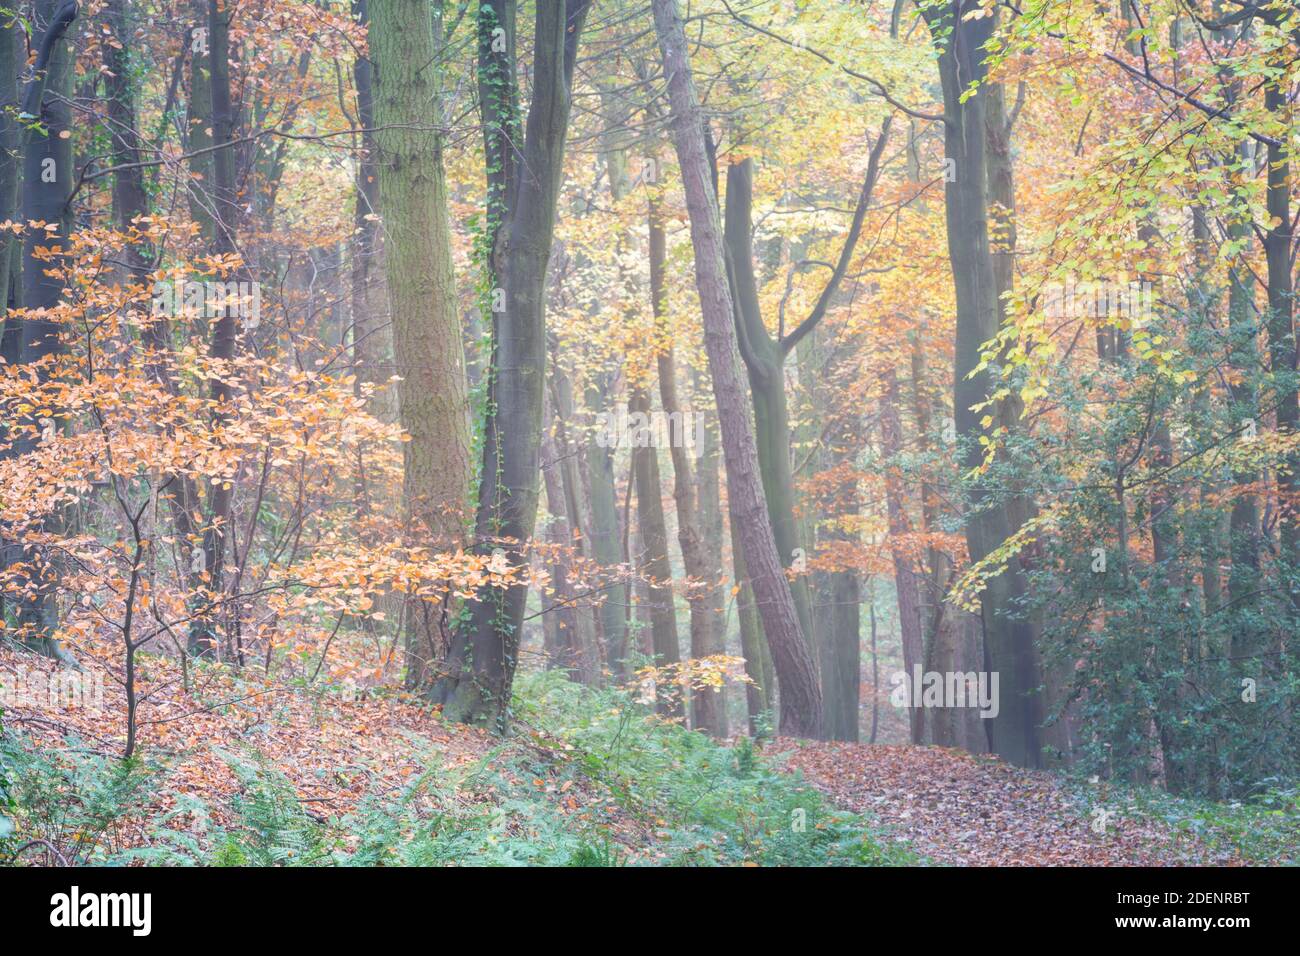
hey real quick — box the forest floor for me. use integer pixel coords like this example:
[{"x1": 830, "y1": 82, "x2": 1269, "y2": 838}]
[
  {"x1": 2, "y1": 643, "x2": 1287, "y2": 865},
  {"x1": 0, "y1": 644, "x2": 662, "y2": 863},
  {"x1": 778, "y1": 740, "x2": 1242, "y2": 865}
]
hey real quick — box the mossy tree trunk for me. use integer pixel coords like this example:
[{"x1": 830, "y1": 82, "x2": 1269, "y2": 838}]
[
  {"x1": 429, "y1": 0, "x2": 591, "y2": 728},
  {"x1": 369, "y1": 0, "x2": 473, "y2": 689}
]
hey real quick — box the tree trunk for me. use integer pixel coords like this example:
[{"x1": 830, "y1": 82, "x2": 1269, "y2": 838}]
[
  {"x1": 923, "y1": 1, "x2": 1042, "y2": 766},
  {"x1": 629, "y1": 382, "x2": 683, "y2": 718},
  {"x1": 583, "y1": 375, "x2": 627, "y2": 679},
  {"x1": 186, "y1": 0, "x2": 243, "y2": 656},
  {"x1": 541, "y1": 390, "x2": 588, "y2": 681},
  {"x1": 349, "y1": 0, "x2": 394, "y2": 422},
  {"x1": 651, "y1": 0, "x2": 823, "y2": 737},
  {"x1": 586, "y1": 79, "x2": 636, "y2": 682},
  {"x1": 692, "y1": 365, "x2": 730, "y2": 724},
  {"x1": 1226, "y1": 141, "x2": 1262, "y2": 662},
  {"x1": 185, "y1": 0, "x2": 215, "y2": 245},
  {"x1": 15, "y1": 0, "x2": 78, "y2": 651},
  {"x1": 731, "y1": 517, "x2": 775, "y2": 734},
  {"x1": 548, "y1": 366, "x2": 602, "y2": 686},
  {"x1": 652, "y1": 198, "x2": 726, "y2": 735},
  {"x1": 0, "y1": 17, "x2": 22, "y2": 315},
  {"x1": 0, "y1": 16, "x2": 29, "y2": 624},
  {"x1": 723, "y1": 160, "x2": 817, "y2": 653},
  {"x1": 799, "y1": 327, "x2": 862, "y2": 743},
  {"x1": 104, "y1": 0, "x2": 206, "y2": 645},
  {"x1": 909, "y1": 339, "x2": 957, "y2": 746},
  {"x1": 1263, "y1": 82, "x2": 1297, "y2": 630},
  {"x1": 430, "y1": 0, "x2": 591, "y2": 728},
  {"x1": 881, "y1": 368, "x2": 925, "y2": 743},
  {"x1": 369, "y1": 0, "x2": 473, "y2": 689}
]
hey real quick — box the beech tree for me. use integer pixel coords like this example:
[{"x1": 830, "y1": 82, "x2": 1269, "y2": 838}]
[
  {"x1": 369, "y1": 0, "x2": 471, "y2": 689},
  {"x1": 651, "y1": 0, "x2": 823, "y2": 737},
  {"x1": 13, "y1": 0, "x2": 78, "y2": 651},
  {"x1": 921, "y1": 0, "x2": 1042, "y2": 767},
  {"x1": 430, "y1": 0, "x2": 592, "y2": 726},
  {"x1": 0, "y1": 1, "x2": 1296, "y2": 856}
]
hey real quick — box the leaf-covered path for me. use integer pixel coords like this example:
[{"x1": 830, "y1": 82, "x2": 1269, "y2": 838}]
[{"x1": 778, "y1": 741, "x2": 1240, "y2": 866}]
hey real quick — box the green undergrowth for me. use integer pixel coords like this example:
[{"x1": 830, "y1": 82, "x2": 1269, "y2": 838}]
[
  {"x1": 1065, "y1": 773, "x2": 1299, "y2": 866},
  {"x1": 1129, "y1": 784, "x2": 1298, "y2": 865},
  {"x1": 504, "y1": 671, "x2": 919, "y2": 866},
  {"x1": 0, "y1": 670, "x2": 918, "y2": 866}
]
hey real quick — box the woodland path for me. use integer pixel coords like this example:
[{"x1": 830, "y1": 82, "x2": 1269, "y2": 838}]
[{"x1": 777, "y1": 740, "x2": 1238, "y2": 866}]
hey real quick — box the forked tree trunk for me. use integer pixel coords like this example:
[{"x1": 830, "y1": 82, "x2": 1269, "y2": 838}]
[
  {"x1": 719, "y1": 124, "x2": 888, "y2": 736},
  {"x1": 430, "y1": 0, "x2": 591, "y2": 727},
  {"x1": 723, "y1": 161, "x2": 817, "y2": 652}
]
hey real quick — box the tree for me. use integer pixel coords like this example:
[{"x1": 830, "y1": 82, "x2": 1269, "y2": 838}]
[
  {"x1": 430, "y1": 0, "x2": 592, "y2": 727},
  {"x1": 103, "y1": 0, "x2": 206, "y2": 668},
  {"x1": 651, "y1": 0, "x2": 822, "y2": 738},
  {"x1": 652, "y1": 196, "x2": 727, "y2": 735},
  {"x1": 13, "y1": 0, "x2": 79, "y2": 651},
  {"x1": 881, "y1": 366, "x2": 925, "y2": 743},
  {"x1": 628, "y1": 376, "x2": 683, "y2": 717},
  {"x1": 187, "y1": 0, "x2": 243, "y2": 656},
  {"x1": 921, "y1": 0, "x2": 1042, "y2": 767},
  {"x1": 368, "y1": 0, "x2": 472, "y2": 689},
  {"x1": 0, "y1": 1, "x2": 70, "y2": 631}
]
